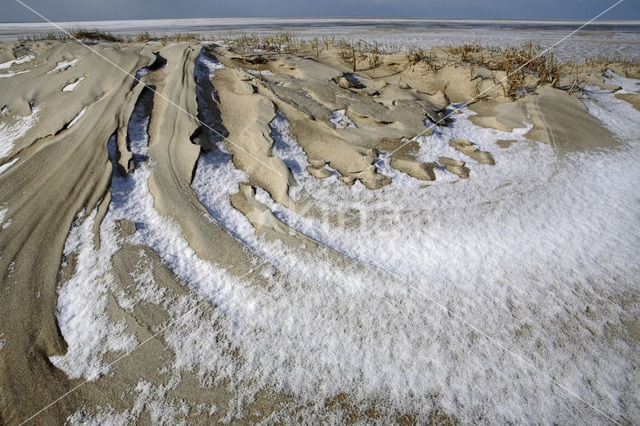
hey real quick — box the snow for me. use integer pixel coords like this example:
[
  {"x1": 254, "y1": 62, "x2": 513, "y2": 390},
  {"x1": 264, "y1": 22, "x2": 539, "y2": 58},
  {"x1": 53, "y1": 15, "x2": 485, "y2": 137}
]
[
  {"x1": 49, "y1": 208, "x2": 139, "y2": 380},
  {"x1": 68, "y1": 381, "x2": 189, "y2": 425},
  {"x1": 0, "y1": 106, "x2": 40, "y2": 159},
  {"x1": 243, "y1": 68, "x2": 273, "y2": 76},
  {"x1": 0, "y1": 157, "x2": 19, "y2": 175},
  {"x1": 270, "y1": 111, "x2": 310, "y2": 178},
  {"x1": 0, "y1": 55, "x2": 34, "y2": 70},
  {"x1": 67, "y1": 106, "x2": 87, "y2": 128},
  {"x1": 47, "y1": 59, "x2": 78, "y2": 74},
  {"x1": 133, "y1": 57, "x2": 167, "y2": 87},
  {"x1": 0, "y1": 205, "x2": 7, "y2": 225},
  {"x1": 330, "y1": 109, "x2": 356, "y2": 129},
  {"x1": 132, "y1": 66, "x2": 151, "y2": 86},
  {"x1": 0, "y1": 70, "x2": 29, "y2": 78},
  {"x1": 57, "y1": 51, "x2": 640, "y2": 423},
  {"x1": 603, "y1": 70, "x2": 640, "y2": 94},
  {"x1": 0, "y1": 202, "x2": 11, "y2": 230},
  {"x1": 62, "y1": 77, "x2": 85, "y2": 92}
]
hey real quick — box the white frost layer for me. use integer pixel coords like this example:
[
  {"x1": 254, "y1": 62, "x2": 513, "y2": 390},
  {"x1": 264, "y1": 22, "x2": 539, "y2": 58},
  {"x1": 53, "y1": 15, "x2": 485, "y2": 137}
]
[
  {"x1": 0, "y1": 54, "x2": 34, "y2": 70},
  {"x1": 47, "y1": 59, "x2": 78, "y2": 74},
  {"x1": 0, "y1": 106, "x2": 40, "y2": 159},
  {"x1": 50, "y1": 209, "x2": 138, "y2": 380},
  {"x1": 62, "y1": 77, "x2": 85, "y2": 92},
  {"x1": 67, "y1": 106, "x2": 87, "y2": 128},
  {"x1": 330, "y1": 109, "x2": 356, "y2": 129},
  {"x1": 0, "y1": 157, "x2": 18, "y2": 175}
]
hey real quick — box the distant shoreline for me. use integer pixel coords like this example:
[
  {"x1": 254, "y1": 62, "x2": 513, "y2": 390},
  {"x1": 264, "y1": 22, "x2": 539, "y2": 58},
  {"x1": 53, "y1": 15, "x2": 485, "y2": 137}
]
[{"x1": 1, "y1": 17, "x2": 640, "y2": 27}]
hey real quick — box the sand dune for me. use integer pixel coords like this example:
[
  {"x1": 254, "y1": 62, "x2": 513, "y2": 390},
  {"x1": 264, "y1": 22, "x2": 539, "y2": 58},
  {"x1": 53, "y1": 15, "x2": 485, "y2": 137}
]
[{"x1": 1, "y1": 37, "x2": 639, "y2": 424}]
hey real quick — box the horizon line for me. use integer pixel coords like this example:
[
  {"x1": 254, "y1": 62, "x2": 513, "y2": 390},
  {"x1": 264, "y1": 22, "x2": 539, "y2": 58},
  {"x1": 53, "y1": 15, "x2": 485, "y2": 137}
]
[{"x1": 2, "y1": 16, "x2": 640, "y2": 26}]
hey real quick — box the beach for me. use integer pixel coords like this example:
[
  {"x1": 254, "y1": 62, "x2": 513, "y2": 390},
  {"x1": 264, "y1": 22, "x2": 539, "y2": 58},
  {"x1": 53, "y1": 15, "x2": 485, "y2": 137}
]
[{"x1": 0, "y1": 21, "x2": 639, "y2": 424}]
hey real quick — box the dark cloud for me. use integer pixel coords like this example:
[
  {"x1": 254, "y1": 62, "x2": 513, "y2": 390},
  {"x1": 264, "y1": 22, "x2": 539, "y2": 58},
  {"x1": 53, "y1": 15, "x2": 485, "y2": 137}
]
[{"x1": 2, "y1": 0, "x2": 638, "y2": 22}]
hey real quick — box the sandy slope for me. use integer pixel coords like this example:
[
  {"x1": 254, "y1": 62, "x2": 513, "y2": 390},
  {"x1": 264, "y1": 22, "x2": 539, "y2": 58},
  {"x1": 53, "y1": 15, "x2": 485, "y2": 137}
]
[{"x1": 1, "y1": 39, "x2": 639, "y2": 424}]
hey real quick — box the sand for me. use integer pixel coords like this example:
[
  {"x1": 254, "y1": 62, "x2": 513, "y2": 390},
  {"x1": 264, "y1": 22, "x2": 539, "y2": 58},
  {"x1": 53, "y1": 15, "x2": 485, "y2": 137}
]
[{"x1": 1, "y1": 37, "x2": 639, "y2": 424}]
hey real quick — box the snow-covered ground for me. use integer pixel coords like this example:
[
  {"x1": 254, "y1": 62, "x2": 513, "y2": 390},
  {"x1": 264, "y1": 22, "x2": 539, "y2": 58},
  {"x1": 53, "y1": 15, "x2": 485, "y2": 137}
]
[{"x1": 48, "y1": 55, "x2": 640, "y2": 423}]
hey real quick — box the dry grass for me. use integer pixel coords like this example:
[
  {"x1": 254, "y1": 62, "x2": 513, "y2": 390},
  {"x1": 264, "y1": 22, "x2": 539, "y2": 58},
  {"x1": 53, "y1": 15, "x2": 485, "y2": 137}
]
[
  {"x1": 444, "y1": 43, "x2": 561, "y2": 99},
  {"x1": 15, "y1": 29, "x2": 640, "y2": 99},
  {"x1": 231, "y1": 33, "x2": 297, "y2": 53},
  {"x1": 19, "y1": 28, "x2": 123, "y2": 42},
  {"x1": 18, "y1": 28, "x2": 205, "y2": 44}
]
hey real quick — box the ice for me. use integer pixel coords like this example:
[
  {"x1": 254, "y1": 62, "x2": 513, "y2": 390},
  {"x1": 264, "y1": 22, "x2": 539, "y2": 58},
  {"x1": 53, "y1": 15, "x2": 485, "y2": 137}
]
[
  {"x1": 62, "y1": 77, "x2": 85, "y2": 92},
  {"x1": 330, "y1": 109, "x2": 356, "y2": 129},
  {"x1": 0, "y1": 106, "x2": 40, "y2": 159}
]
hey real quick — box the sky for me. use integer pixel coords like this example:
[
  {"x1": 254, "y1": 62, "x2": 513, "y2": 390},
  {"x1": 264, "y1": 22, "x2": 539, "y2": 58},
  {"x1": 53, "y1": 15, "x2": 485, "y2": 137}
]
[{"x1": 1, "y1": 0, "x2": 639, "y2": 22}]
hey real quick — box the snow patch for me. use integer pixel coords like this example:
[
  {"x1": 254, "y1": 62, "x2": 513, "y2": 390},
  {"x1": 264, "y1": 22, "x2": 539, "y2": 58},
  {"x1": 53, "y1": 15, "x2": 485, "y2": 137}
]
[
  {"x1": 0, "y1": 106, "x2": 40, "y2": 159},
  {"x1": 0, "y1": 70, "x2": 29, "y2": 78},
  {"x1": 67, "y1": 106, "x2": 87, "y2": 128},
  {"x1": 604, "y1": 70, "x2": 640, "y2": 94},
  {"x1": 0, "y1": 54, "x2": 34, "y2": 70},
  {"x1": 49, "y1": 209, "x2": 138, "y2": 380},
  {"x1": 62, "y1": 77, "x2": 85, "y2": 92},
  {"x1": 243, "y1": 68, "x2": 272, "y2": 76},
  {"x1": 0, "y1": 157, "x2": 19, "y2": 175},
  {"x1": 47, "y1": 59, "x2": 78, "y2": 74},
  {"x1": 330, "y1": 109, "x2": 356, "y2": 129}
]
